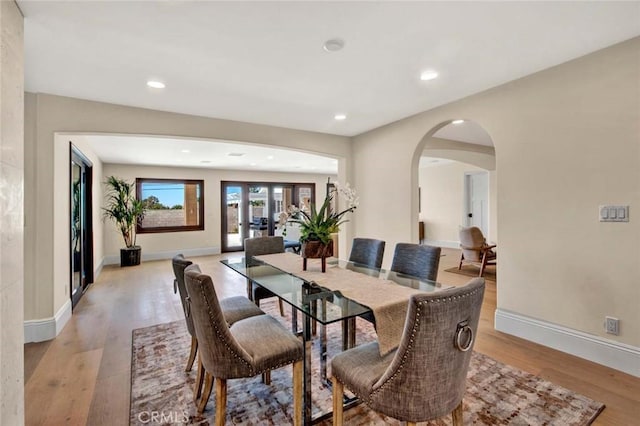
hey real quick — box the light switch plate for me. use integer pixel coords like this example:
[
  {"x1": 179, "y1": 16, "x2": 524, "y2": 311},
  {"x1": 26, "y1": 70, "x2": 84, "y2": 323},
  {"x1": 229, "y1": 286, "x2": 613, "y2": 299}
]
[{"x1": 599, "y1": 205, "x2": 629, "y2": 222}]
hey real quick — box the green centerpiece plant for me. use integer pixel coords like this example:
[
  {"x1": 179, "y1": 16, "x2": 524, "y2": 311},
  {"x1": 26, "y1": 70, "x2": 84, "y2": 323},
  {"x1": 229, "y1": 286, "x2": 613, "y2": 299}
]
[{"x1": 280, "y1": 182, "x2": 358, "y2": 271}]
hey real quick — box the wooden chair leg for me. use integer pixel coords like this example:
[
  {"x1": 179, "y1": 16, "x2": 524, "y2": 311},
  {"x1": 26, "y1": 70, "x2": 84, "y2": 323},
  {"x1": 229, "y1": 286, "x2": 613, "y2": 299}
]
[
  {"x1": 293, "y1": 360, "x2": 302, "y2": 426},
  {"x1": 451, "y1": 400, "x2": 463, "y2": 426},
  {"x1": 332, "y1": 377, "x2": 343, "y2": 426},
  {"x1": 278, "y1": 298, "x2": 285, "y2": 316},
  {"x1": 407, "y1": 423, "x2": 416, "y2": 426},
  {"x1": 479, "y1": 252, "x2": 488, "y2": 277},
  {"x1": 185, "y1": 335, "x2": 198, "y2": 372},
  {"x1": 193, "y1": 354, "x2": 205, "y2": 401},
  {"x1": 215, "y1": 378, "x2": 227, "y2": 426},
  {"x1": 458, "y1": 253, "x2": 464, "y2": 270},
  {"x1": 197, "y1": 371, "x2": 214, "y2": 414},
  {"x1": 262, "y1": 370, "x2": 271, "y2": 385}
]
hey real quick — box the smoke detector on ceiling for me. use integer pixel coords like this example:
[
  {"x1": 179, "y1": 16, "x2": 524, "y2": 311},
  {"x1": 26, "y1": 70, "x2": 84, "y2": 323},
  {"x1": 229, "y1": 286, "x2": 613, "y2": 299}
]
[{"x1": 323, "y1": 38, "x2": 345, "y2": 52}]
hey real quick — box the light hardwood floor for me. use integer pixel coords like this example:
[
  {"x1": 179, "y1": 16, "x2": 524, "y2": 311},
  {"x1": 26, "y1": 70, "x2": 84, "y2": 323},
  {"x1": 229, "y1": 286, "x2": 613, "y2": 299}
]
[{"x1": 24, "y1": 248, "x2": 640, "y2": 425}]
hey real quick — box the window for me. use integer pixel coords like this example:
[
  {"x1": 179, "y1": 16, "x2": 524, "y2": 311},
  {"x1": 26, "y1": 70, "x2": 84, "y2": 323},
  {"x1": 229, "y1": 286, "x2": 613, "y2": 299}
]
[{"x1": 136, "y1": 178, "x2": 204, "y2": 233}]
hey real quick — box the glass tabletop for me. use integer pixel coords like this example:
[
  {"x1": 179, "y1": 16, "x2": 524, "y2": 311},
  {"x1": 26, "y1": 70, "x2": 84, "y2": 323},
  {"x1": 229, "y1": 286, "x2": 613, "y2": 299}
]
[{"x1": 221, "y1": 256, "x2": 447, "y2": 325}]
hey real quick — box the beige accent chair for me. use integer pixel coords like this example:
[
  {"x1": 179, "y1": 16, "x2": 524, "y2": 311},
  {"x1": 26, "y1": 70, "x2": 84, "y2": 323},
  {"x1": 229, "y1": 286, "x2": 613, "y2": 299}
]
[
  {"x1": 458, "y1": 226, "x2": 496, "y2": 277},
  {"x1": 331, "y1": 278, "x2": 485, "y2": 426},
  {"x1": 184, "y1": 264, "x2": 303, "y2": 425}
]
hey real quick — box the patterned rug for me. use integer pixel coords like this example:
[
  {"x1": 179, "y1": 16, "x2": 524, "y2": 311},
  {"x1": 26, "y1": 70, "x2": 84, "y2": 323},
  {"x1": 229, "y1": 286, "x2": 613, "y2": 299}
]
[
  {"x1": 444, "y1": 265, "x2": 496, "y2": 281},
  {"x1": 130, "y1": 301, "x2": 603, "y2": 425}
]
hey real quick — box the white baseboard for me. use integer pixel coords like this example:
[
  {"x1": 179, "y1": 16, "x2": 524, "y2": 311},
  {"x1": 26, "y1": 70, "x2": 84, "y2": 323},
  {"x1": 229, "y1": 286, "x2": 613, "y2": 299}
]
[
  {"x1": 94, "y1": 258, "x2": 104, "y2": 279},
  {"x1": 103, "y1": 246, "x2": 221, "y2": 266},
  {"x1": 424, "y1": 239, "x2": 459, "y2": 249},
  {"x1": 495, "y1": 308, "x2": 640, "y2": 377},
  {"x1": 24, "y1": 299, "x2": 72, "y2": 343}
]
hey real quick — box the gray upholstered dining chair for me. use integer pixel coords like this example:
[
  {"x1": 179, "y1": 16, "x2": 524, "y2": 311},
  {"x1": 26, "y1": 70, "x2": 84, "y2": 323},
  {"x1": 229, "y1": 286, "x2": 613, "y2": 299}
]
[
  {"x1": 390, "y1": 243, "x2": 441, "y2": 282},
  {"x1": 184, "y1": 264, "x2": 303, "y2": 425},
  {"x1": 348, "y1": 238, "x2": 385, "y2": 269},
  {"x1": 244, "y1": 236, "x2": 286, "y2": 316},
  {"x1": 331, "y1": 277, "x2": 485, "y2": 426},
  {"x1": 346, "y1": 238, "x2": 386, "y2": 336},
  {"x1": 459, "y1": 226, "x2": 497, "y2": 277},
  {"x1": 171, "y1": 254, "x2": 264, "y2": 397}
]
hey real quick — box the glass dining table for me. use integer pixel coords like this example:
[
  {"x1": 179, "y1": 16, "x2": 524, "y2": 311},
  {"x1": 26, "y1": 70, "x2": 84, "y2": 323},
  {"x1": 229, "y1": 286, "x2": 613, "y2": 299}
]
[{"x1": 221, "y1": 256, "x2": 448, "y2": 425}]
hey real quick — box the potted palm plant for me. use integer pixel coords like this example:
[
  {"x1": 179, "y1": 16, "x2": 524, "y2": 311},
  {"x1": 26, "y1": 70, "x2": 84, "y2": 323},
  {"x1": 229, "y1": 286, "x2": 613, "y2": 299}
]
[{"x1": 103, "y1": 176, "x2": 146, "y2": 267}]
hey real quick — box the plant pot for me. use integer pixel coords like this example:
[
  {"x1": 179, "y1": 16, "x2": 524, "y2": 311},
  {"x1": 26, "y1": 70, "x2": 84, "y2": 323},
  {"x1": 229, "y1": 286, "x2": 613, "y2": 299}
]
[
  {"x1": 120, "y1": 246, "x2": 142, "y2": 267},
  {"x1": 301, "y1": 240, "x2": 333, "y2": 272}
]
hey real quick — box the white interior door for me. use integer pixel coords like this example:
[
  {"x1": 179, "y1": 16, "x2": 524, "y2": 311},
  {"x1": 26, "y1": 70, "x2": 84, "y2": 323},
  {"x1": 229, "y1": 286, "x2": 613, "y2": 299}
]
[{"x1": 465, "y1": 172, "x2": 489, "y2": 235}]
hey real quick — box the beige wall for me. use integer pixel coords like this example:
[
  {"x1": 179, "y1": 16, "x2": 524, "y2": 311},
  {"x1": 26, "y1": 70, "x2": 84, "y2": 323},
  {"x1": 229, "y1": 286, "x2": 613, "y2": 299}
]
[
  {"x1": 47, "y1": 134, "x2": 104, "y2": 318},
  {"x1": 419, "y1": 161, "x2": 492, "y2": 245},
  {"x1": 101, "y1": 163, "x2": 336, "y2": 260},
  {"x1": 0, "y1": 1, "x2": 24, "y2": 422},
  {"x1": 354, "y1": 38, "x2": 640, "y2": 348},
  {"x1": 24, "y1": 93, "x2": 351, "y2": 321}
]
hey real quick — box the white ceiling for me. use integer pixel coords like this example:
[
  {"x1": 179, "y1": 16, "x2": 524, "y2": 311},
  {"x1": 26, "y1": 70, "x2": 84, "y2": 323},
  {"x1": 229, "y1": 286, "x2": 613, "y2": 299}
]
[
  {"x1": 432, "y1": 121, "x2": 493, "y2": 147},
  {"x1": 21, "y1": 1, "x2": 640, "y2": 170},
  {"x1": 73, "y1": 134, "x2": 339, "y2": 175}
]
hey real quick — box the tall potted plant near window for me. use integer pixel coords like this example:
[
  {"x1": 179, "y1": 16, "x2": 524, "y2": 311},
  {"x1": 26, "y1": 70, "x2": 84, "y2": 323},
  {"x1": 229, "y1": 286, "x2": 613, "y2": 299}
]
[{"x1": 103, "y1": 176, "x2": 146, "y2": 267}]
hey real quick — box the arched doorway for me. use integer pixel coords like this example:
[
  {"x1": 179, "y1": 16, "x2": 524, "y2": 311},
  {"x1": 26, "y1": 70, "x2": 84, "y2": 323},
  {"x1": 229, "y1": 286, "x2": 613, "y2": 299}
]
[{"x1": 412, "y1": 119, "x2": 496, "y2": 271}]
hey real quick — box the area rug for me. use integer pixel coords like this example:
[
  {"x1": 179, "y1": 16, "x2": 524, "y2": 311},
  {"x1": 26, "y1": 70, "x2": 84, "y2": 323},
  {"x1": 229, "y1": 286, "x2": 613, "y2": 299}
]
[
  {"x1": 130, "y1": 301, "x2": 603, "y2": 425},
  {"x1": 444, "y1": 265, "x2": 496, "y2": 281}
]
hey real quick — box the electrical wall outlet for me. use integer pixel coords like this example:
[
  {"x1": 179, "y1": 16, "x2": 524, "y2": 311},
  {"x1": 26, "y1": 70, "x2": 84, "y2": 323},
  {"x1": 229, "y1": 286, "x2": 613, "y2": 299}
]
[{"x1": 605, "y1": 316, "x2": 620, "y2": 335}]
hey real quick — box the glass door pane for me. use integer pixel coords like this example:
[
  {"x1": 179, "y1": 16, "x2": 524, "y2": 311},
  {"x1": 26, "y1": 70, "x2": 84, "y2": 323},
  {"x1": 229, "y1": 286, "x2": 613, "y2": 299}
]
[
  {"x1": 248, "y1": 185, "x2": 269, "y2": 238},
  {"x1": 272, "y1": 185, "x2": 291, "y2": 235},
  {"x1": 224, "y1": 185, "x2": 244, "y2": 251},
  {"x1": 298, "y1": 186, "x2": 313, "y2": 213},
  {"x1": 272, "y1": 185, "x2": 292, "y2": 222},
  {"x1": 71, "y1": 161, "x2": 83, "y2": 303}
]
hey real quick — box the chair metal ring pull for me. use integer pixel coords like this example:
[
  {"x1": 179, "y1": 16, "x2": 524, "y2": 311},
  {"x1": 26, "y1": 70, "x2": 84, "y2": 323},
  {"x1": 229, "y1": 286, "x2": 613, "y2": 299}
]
[{"x1": 455, "y1": 320, "x2": 474, "y2": 352}]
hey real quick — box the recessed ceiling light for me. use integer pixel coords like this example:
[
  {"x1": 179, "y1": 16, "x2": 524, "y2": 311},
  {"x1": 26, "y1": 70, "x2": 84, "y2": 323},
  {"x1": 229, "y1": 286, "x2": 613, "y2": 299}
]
[
  {"x1": 420, "y1": 70, "x2": 439, "y2": 81},
  {"x1": 267, "y1": 155, "x2": 274, "y2": 160},
  {"x1": 147, "y1": 80, "x2": 166, "y2": 89},
  {"x1": 181, "y1": 149, "x2": 190, "y2": 153},
  {"x1": 334, "y1": 114, "x2": 347, "y2": 121},
  {"x1": 452, "y1": 119, "x2": 465, "y2": 125},
  {"x1": 323, "y1": 38, "x2": 345, "y2": 52},
  {"x1": 228, "y1": 152, "x2": 245, "y2": 157},
  {"x1": 250, "y1": 163, "x2": 257, "y2": 166}
]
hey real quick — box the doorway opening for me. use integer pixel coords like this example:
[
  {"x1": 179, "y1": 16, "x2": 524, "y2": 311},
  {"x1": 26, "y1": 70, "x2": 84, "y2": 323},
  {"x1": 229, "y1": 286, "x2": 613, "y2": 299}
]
[
  {"x1": 221, "y1": 181, "x2": 315, "y2": 252},
  {"x1": 415, "y1": 119, "x2": 496, "y2": 248},
  {"x1": 70, "y1": 143, "x2": 94, "y2": 308}
]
